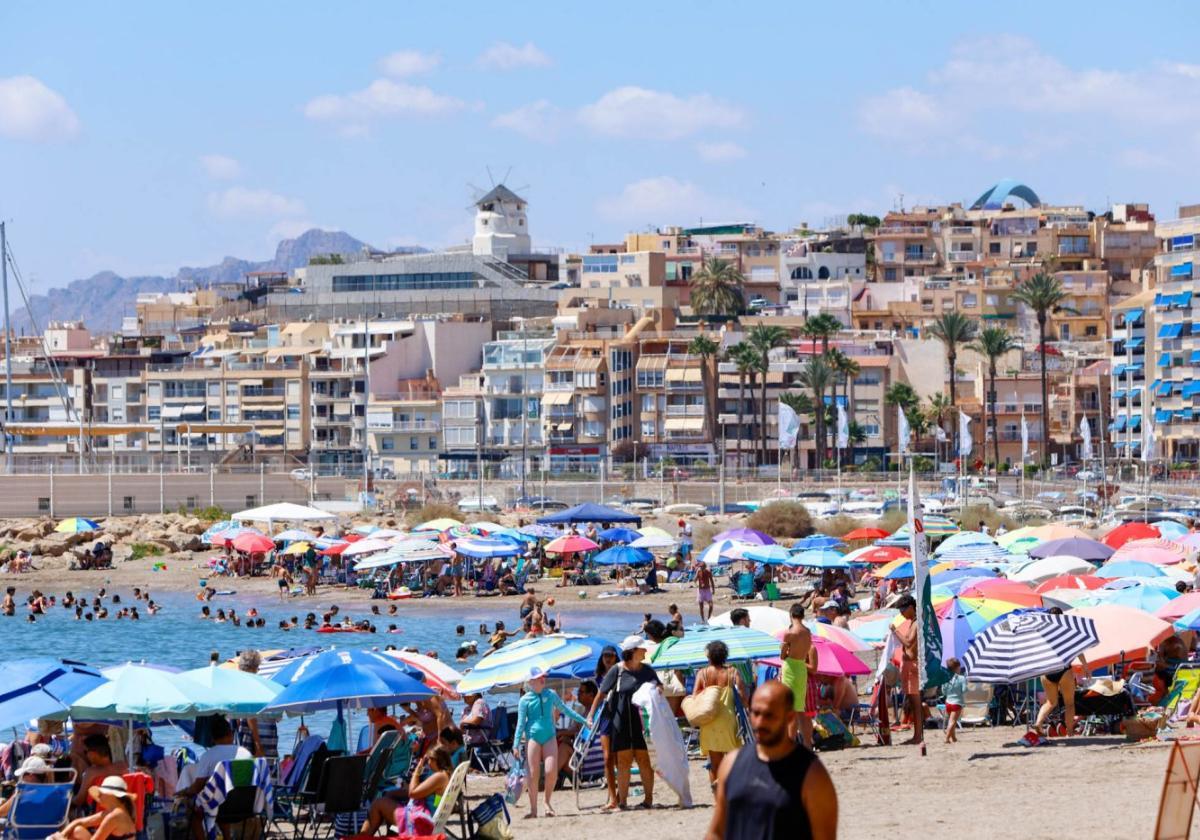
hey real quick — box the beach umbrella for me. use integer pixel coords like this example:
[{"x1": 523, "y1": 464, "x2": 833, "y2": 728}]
[
  {"x1": 1002, "y1": 535, "x2": 1043, "y2": 555},
  {"x1": 962, "y1": 611, "x2": 1100, "y2": 684},
  {"x1": 848, "y1": 613, "x2": 895, "y2": 646},
  {"x1": 545, "y1": 535, "x2": 600, "y2": 554},
  {"x1": 201, "y1": 521, "x2": 237, "y2": 543},
  {"x1": 1103, "y1": 522, "x2": 1161, "y2": 549},
  {"x1": 231, "y1": 533, "x2": 275, "y2": 554},
  {"x1": 70, "y1": 664, "x2": 225, "y2": 719},
  {"x1": 519, "y1": 524, "x2": 558, "y2": 539},
  {"x1": 1177, "y1": 533, "x2": 1200, "y2": 552},
  {"x1": 650, "y1": 626, "x2": 779, "y2": 668},
  {"x1": 1156, "y1": 521, "x2": 1190, "y2": 540},
  {"x1": 630, "y1": 533, "x2": 677, "y2": 550},
  {"x1": 711, "y1": 606, "x2": 790, "y2": 635},
  {"x1": 713, "y1": 528, "x2": 775, "y2": 546},
  {"x1": 788, "y1": 549, "x2": 850, "y2": 569},
  {"x1": 1095, "y1": 582, "x2": 1178, "y2": 613},
  {"x1": 282, "y1": 541, "x2": 311, "y2": 556},
  {"x1": 935, "y1": 543, "x2": 1014, "y2": 564},
  {"x1": 457, "y1": 636, "x2": 596, "y2": 694},
  {"x1": 743, "y1": 545, "x2": 794, "y2": 566},
  {"x1": 958, "y1": 579, "x2": 1043, "y2": 607},
  {"x1": 591, "y1": 546, "x2": 653, "y2": 567},
  {"x1": 933, "y1": 567, "x2": 998, "y2": 586},
  {"x1": 0, "y1": 658, "x2": 107, "y2": 731},
  {"x1": 598, "y1": 527, "x2": 641, "y2": 544},
  {"x1": 1173, "y1": 607, "x2": 1200, "y2": 632},
  {"x1": 270, "y1": 648, "x2": 421, "y2": 686},
  {"x1": 414, "y1": 517, "x2": 462, "y2": 532},
  {"x1": 1068, "y1": 604, "x2": 1174, "y2": 669},
  {"x1": 930, "y1": 559, "x2": 970, "y2": 575},
  {"x1": 698, "y1": 540, "x2": 753, "y2": 566},
  {"x1": 1110, "y1": 538, "x2": 1189, "y2": 566},
  {"x1": 453, "y1": 538, "x2": 524, "y2": 559},
  {"x1": 55, "y1": 517, "x2": 100, "y2": 533},
  {"x1": 208, "y1": 525, "x2": 261, "y2": 547},
  {"x1": 342, "y1": 537, "x2": 393, "y2": 558},
  {"x1": 844, "y1": 545, "x2": 909, "y2": 565},
  {"x1": 1034, "y1": 574, "x2": 1107, "y2": 595},
  {"x1": 318, "y1": 541, "x2": 349, "y2": 556},
  {"x1": 1009, "y1": 555, "x2": 1097, "y2": 584},
  {"x1": 351, "y1": 524, "x2": 379, "y2": 535},
  {"x1": 880, "y1": 517, "x2": 957, "y2": 545},
  {"x1": 266, "y1": 651, "x2": 433, "y2": 713},
  {"x1": 1096, "y1": 560, "x2": 1166, "y2": 579},
  {"x1": 1039, "y1": 589, "x2": 1101, "y2": 608},
  {"x1": 368, "y1": 529, "x2": 407, "y2": 540},
  {"x1": 933, "y1": 596, "x2": 1022, "y2": 663},
  {"x1": 842, "y1": 527, "x2": 890, "y2": 542},
  {"x1": 382, "y1": 651, "x2": 463, "y2": 698},
  {"x1": 934, "y1": 531, "x2": 998, "y2": 556},
  {"x1": 1029, "y1": 537, "x2": 1114, "y2": 562},
  {"x1": 803, "y1": 621, "x2": 871, "y2": 653},
  {"x1": 1029, "y1": 524, "x2": 1092, "y2": 542},
  {"x1": 762, "y1": 638, "x2": 870, "y2": 677},
  {"x1": 996, "y1": 526, "x2": 1039, "y2": 549},
  {"x1": 540, "y1": 635, "x2": 621, "y2": 681},
  {"x1": 1156, "y1": 591, "x2": 1200, "y2": 621},
  {"x1": 180, "y1": 666, "x2": 282, "y2": 713},
  {"x1": 876, "y1": 560, "x2": 914, "y2": 580},
  {"x1": 792, "y1": 535, "x2": 843, "y2": 551},
  {"x1": 638, "y1": 526, "x2": 674, "y2": 540},
  {"x1": 274, "y1": 528, "x2": 316, "y2": 543}
]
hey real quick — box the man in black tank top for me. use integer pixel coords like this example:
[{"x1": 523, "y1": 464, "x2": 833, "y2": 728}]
[{"x1": 706, "y1": 681, "x2": 838, "y2": 840}]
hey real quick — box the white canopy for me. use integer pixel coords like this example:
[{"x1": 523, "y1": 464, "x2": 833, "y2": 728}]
[{"x1": 231, "y1": 502, "x2": 338, "y2": 525}]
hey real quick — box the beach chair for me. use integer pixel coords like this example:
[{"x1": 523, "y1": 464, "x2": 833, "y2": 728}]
[
  {"x1": 568, "y1": 727, "x2": 607, "y2": 809},
  {"x1": 1, "y1": 768, "x2": 75, "y2": 840},
  {"x1": 958, "y1": 682, "x2": 994, "y2": 727},
  {"x1": 430, "y1": 762, "x2": 470, "y2": 840},
  {"x1": 467, "y1": 702, "x2": 512, "y2": 774},
  {"x1": 200, "y1": 759, "x2": 272, "y2": 840},
  {"x1": 296, "y1": 754, "x2": 366, "y2": 840},
  {"x1": 731, "y1": 572, "x2": 755, "y2": 600},
  {"x1": 360, "y1": 730, "x2": 400, "y2": 800},
  {"x1": 1164, "y1": 664, "x2": 1200, "y2": 725}
]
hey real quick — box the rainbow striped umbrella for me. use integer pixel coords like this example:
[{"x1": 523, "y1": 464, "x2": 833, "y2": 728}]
[
  {"x1": 651, "y1": 626, "x2": 778, "y2": 668},
  {"x1": 457, "y1": 636, "x2": 594, "y2": 693}
]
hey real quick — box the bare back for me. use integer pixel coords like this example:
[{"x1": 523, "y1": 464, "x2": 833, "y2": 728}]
[{"x1": 780, "y1": 620, "x2": 812, "y2": 662}]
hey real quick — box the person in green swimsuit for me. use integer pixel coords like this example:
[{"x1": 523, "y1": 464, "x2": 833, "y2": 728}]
[{"x1": 780, "y1": 603, "x2": 817, "y2": 748}]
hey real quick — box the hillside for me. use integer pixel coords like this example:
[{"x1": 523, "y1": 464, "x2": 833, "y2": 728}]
[{"x1": 12, "y1": 229, "x2": 373, "y2": 334}]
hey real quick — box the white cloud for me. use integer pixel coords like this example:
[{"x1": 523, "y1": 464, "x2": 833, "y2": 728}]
[
  {"x1": 478, "y1": 41, "x2": 551, "y2": 71},
  {"x1": 378, "y1": 50, "x2": 441, "y2": 77},
  {"x1": 578, "y1": 86, "x2": 744, "y2": 140},
  {"x1": 0, "y1": 76, "x2": 80, "y2": 142},
  {"x1": 304, "y1": 79, "x2": 465, "y2": 133},
  {"x1": 696, "y1": 141, "x2": 746, "y2": 162},
  {"x1": 491, "y1": 100, "x2": 560, "y2": 141},
  {"x1": 208, "y1": 187, "x2": 305, "y2": 220},
  {"x1": 858, "y1": 87, "x2": 945, "y2": 140},
  {"x1": 596, "y1": 176, "x2": 751, "y2": 225},
  {"x1": 199, "y1": 154, "x2": 241, "y2": 180}
]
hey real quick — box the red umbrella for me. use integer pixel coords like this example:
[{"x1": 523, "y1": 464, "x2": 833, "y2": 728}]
[
  {"x1": 319, "y1": 541, "x2": 350, "y2": 556},
  {"x1": 1102, "y1": 521, "x2": 1160, "y2": 550},
  {"x1": 761, "y1": 637, "x2": 871, "y2": 677},
  {"x1": 342, "y1": 533, "x2": 365, "y2": 543},
  {"x1": 231, "y1": 533, "x2": 275, "y2": 554},
  {"x1": 848, "y1": 545, "x2": 909, "y2": 564},
  {"x1": 843, "y1": 527, "x2": 890, "y2": 541},
  {"x1": 1033, "y1": 574, "x2": 1107, "y2": 594}
]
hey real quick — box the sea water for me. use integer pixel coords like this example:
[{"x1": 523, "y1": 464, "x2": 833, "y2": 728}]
[{"x1": 3, "y1": 587, "x2": 641, "y2": 750}]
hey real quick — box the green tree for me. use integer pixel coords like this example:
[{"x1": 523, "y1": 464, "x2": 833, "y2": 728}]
[
  {"x1": 689, "y1": 257, "x2": 745, "y2": 319},
  {"x1": 885, "y1": 382, "x2": 921, "y2": 465},
  {"x1": 827, "y1": 349, "x2": 861, "y2": 456},
  {"x1": 1011, "y1": 272, "x2": 1077, "y2": 468},
  {"x1": 780, "y1": 391, "x2": 814, "y2": 473},
  {"x1": 688, "y1": 334, "x2": 721, "y2": 448},
  {"x1": 847, "y1": 420, "x2": 868, "y2": 466},
  {"x1": 729, "y1": 343, "x2": 761, "y2": 469},
  {"x1": 926, "y1": 391, "x2": 953, "y2": 464},
  {"x1": 969, "y1": 326, "x2": 1021, "y2": 471},
  {"x1": 798, "y1": 355, "x2": 834, "y2": 467},
  {"x1": 801, "y1": 313, "x2": 842, "y2": 354},
  {"x1": 746, "y1": 324, "x2": 791, "y2": 464},
  {"x1": 927, "y1": 312, "x2": 978, "y2": 414}
]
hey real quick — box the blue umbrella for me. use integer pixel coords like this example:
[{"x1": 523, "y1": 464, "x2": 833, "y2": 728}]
[
  {"x1": 543, "y1": 635, "x2": 620, "y2": 680},
  {"x1": 1096, "y1": 560, "x2": 1166, "y2": 579},
  {"x1": 744, "y1": 545, "x2": 794, "y2": 566},
  {"x1": 0, "y1": 659, "x2": 107, "y2": 731},
  {"x1": 266, "y1": 650, "x2": 433, "y2": 713},
  {"x1": 591, "y1": 546, "x2": 653, "y2": 567},
  {"x1": 519, "y1": 524, "x2": 558, "y2": 539},
  {"x1": 453, "y1": 538, "x2": 524, "y2": 559},
  {"x1": 932, "y1": 568, "x2": 998, "y2": 587},
  {"x1": 882, "y1": 561, "x2": 915, "y2": 580},
  {"x1": 792, "y1": 535, "x2": 844, "y2": 551},
  {"x1": 788, "y1": 549, "x2": 850, "y2": 569},
  {"x1": 180, "y1": 667, "x2": 282, "y2": 714},
  {"x1": 270, "y1": 648, "x2": 423, "y2": 686},
  {"x1": 1174, "y1": 607, "x2": 1200, "y2": 631},
  {"x1": 650, "y1": 626, "x2": 778, "y2": 668},
  {"x1": 598, "y1": 527, "x2": 641, "y2": 544}
]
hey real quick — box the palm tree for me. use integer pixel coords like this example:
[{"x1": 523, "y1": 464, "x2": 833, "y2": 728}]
[
  {"x1": 1011, "y1": 272, "x2": 1076, "y2": 468},
  {"x1": 847, "y1": 420, "x2": 867, "y2": 466},
  {"x1": 828, "y1": 349, "x2": 860, "y2": 456},
  {"x1": 688, "y1": 334, "x2": 720, "y2": 450},
  {"x1": 780, "y1": 391, "x2": 814, "y2": 473},
  {"x1": 798, "y1": 355, "x2": 834, "y2": 467},
  {"x1": 802, "y1": 313, "x2": 842, "y2": 354},
  {"x1": 926, "y1": 391, "x2": 952, "y2": 465},
  {"x1": 746, "y1": 324, "x2": 791, "y2": 464},
  {"x1": 729, "y1": 343, "x2": 758, "y2": 469},
  {"x1": 690, "y1": 257, "x2": 745, "y2": 319},
  {"x1": 969, "y1": 327, "x2": 1020, "y2": 471},
  {"x1": 927, "y1": 312, "x2": 978, "y2": 412}
]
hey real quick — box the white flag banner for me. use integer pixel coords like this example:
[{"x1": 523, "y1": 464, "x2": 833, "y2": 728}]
[
  {"x1": 898, "y1": 406, "x2": 911, "y2": 454},
  {"x1": 958, "y1": 410, "x2": 973, "y2": 458},
  {"x1": 1020, "y1": 414, "x2": 1029, "y2": 460},
  {"x1": 1080, "y1": 416, "x2": 1093, "y2": 461},
  {"x1": 836, "y1": 404, "x2": 849, "y2": 449},
  {"x1": 778, "y1": 399, "x2": 800, "y2": 450},
  {"x1": 1142, "y1": 412, "x2": 1155, "y2": 463},
  {"x1": 935, "y1": 426, "x2": 947, "y2": 442}
]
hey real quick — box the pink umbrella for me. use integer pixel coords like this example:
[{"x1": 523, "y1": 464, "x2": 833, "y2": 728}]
[
  {"x1": 1110, "y1": 538, "x2": 1189, "y2": 566},
  {"x1": 231, "y1": 533, "x2": 275, "y2": 554},
  {"x1": 545, "y1": 535, "x2": 600, "y2": 554},
  {"x1": 798, "y1": 622, "x2": 871, "y2": 653},
  {"x1": 1068, "y1": 604, "x2": 1173, "y2": 669},
  {"x1": 1156, "y1": 591, "x2": 1200, "y2": 621},
  {"x1": 1179, "y1": 533, "x2": 1200, "y2": 551},
  {"x1": 762, "y1": 637, "x2": 870, "y2": 677}
]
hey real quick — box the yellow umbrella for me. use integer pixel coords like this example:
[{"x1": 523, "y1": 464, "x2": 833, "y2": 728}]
[
  {"x1": 282, "y1": 541, "x2": 311, "y2": 555},
  {"x1": 872, "y1": 557, "x2": 912, "y2": 579},
  {"x1": 416, "y1": 518, "x2": 462, "y2": 532},
  {"x1": 639, "y1": 526, "x2": 673, "y2": 540}
]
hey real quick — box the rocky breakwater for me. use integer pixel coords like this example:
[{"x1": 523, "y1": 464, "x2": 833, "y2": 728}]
[{"x1": 0, "y1": 513, "x2": 210, "y2": 567}]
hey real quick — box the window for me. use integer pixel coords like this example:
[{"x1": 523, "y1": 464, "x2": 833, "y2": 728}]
[
  {"x1": 429, "y1": 436, "x2": 437, "y2": 450},
  {"x1": 381, "y1": 437, "x2": 395, "y2": 451},
  {"x1": 989, "y1": 242, "x2": 1001, "y2": 255},
  {"x1": 207, "y1": 381, "x2": 220, "y2": 397},
  {"x1": 330, "y1": 272, "x2": 476, "y2": 292},
  {"x1": 245, "y1": 495, "x2": 257, "y2": 509},
  {"x1": 147, "y1": 382, "x2": 161, "y2": 400},
  {"x1": 37, "y1": 497, "x2": 49, "y2": 513},
  {"x1": 410, "y1": 436, "x2": 419, "y2": 450},
  {"x1": 642, "y1": 394, "x2": 656, "y2": 412},
  {"x1": 147, "y1": 406, "x2": 160, "y2": 421},
  {"x1": 817, "y1": 266, "x2": 830, "y2": 280},
  {"x1": 207, "y1": 408, "x2": 220, "y2": 421},
  {"x1": 287, "y1": 405, "x2": 301, "y2": 420},
  {"x1": 884, "y1": 268, "x2": 897, "y2": 282},
  {"x1": 641, "y1": 420, "x2": 655, "y2": 437}
]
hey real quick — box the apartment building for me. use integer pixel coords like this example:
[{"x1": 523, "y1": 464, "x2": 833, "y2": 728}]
[
  {"x1": 779, "y1": 232, "x2": 866, "y2": 324},
  {"x1": 634, "y1": 333, "x2": 713, "y2": 466},
  {"x1": 1109, "y1": 290, "x2": 1152, "y2": 458}
]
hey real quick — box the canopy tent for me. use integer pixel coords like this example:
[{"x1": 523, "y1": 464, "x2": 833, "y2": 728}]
[
  {"x1": 232, "y1": 502, "x2": 338, "y2": 527},
  {"x1": 535, "y1": 502, "x2": 641, "y2": 526}
]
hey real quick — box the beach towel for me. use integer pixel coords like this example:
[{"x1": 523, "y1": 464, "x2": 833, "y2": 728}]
[
  {"x1": 632, "y1": 682, "x2": 692, "y2": 808},
  {"x1": 196, "y1": 757, "x2": 274, "y2": 840}
]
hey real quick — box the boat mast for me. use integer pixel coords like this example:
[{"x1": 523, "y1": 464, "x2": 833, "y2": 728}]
[{"x1": 2, "y1": 222, "x2": 10, "y2": 474}]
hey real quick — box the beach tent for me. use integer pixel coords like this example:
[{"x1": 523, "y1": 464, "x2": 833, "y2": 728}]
[
  {"x1": 232, "y1": 502, "x2": 338, "y2": 527},
  {"x1": 536, "y1": 502, "x2": 641, "y2": 526}
]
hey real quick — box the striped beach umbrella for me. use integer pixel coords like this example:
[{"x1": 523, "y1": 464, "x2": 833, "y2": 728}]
[
  {"x1": 457, "y1": 636, "x2": 595, "y2": 693},
  {"x1": 962, "y1": 611, "x2": 1100, "y2": 684},
  {"x1": 650, "y1": 626, "x2": 779, "y2": 668},
  {"x1": 1110, "y1": 538, "x2": 1189, "y2": 566}
]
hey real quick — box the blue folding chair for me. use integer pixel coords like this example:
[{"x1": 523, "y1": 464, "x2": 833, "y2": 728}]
[{"x1": 3, "y1": 770, "x2": 75, "y2": 840}]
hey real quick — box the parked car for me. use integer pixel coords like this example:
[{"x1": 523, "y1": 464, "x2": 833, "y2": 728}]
[
  {"x1": 290, "y1": 468, "x2": 314, "y2": 481},
  {"x1": 513, "y1": 496, "x2": 569, "y2": 510},
  {"x1": 458, "y1": 495, "x2": 501, "y2": 513}
]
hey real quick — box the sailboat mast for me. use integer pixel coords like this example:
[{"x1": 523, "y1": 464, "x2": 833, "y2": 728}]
[{"x1": 2, "y1": 222, "x2": 11, "y2": 473}]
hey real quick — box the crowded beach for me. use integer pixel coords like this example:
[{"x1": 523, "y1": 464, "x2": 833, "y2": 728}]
[{"x1": 1, "y1": 495, "x2": 1198, "y2": 839}]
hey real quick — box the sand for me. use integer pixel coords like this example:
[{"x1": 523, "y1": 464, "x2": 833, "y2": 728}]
[{"x1": 469, "y1": 726, "x2": 1175, "y2": 839}]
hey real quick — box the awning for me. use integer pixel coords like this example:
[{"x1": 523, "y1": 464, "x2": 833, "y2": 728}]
[
  {"x1": 1156, "y1": 409, "x2": 1173, "y2": 424},
  {"x1": 1130, "y1": 415, "x2": 1143, "y2": 430},
  {"x1": 1126, "y1": 337, "x2": 1144, "y2": 349},
  {"x1": 1123, "y1": 307, "x2": 1144, "y2": 322},
  {"x1": 541, "y1": 391, "x2": 573, "y2": 405},
  {"x1": 665, "y1": 368, "x2": 688, "y2": 382},
  {"x1": 174, "y1": 423, "x2": 253, "y2": 434},
  {"x1": 7, "y1": 423, "x2": 155, "y2": 436},
  {"x1": 1159, "y1": 323, "x2": 1184, "y2": 339},
  {"x1": 161, "y1": 404, "x2": 205, "y2": 420},
  {"x1": 1191, "y1": 350, "x2": 1200, "y2": 364},
  {"x1": 1160, "y1": 353, "x2": 1173, "y2": 368},
  {"x1": 250, "y1": 427, "x2": 286, "y2": 436},
  {"x1": 664, "y1": 417, "x2": 704, "y2": 431},
  {"x1": 553, "y1": 422, "x2": 573, "y2": 431},
  {"x1": 1110, "y1": 416, "x2": 1126, "y2": 432},
  {"x1": 1114, "y1": 389, "x2": 1126, "y2": 400}
]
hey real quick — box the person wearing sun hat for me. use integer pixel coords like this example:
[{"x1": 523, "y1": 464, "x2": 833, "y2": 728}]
[
  {"x1": 512, "y1": 665, "x2": 588, "y2": 818},
  {"x1": 50, "y1": 775, "x2": 137, "y2": 840},
  {"x1": 0, "y1": 756, "x2": 54, "y2": 819},
  {"x1": 587, "y1": 634, "x2": 662, "y2": 810}
]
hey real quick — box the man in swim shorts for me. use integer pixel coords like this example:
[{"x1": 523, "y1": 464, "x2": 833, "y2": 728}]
[{"x1": 779, "y1": 603, "x2": 816, "y2": 748}]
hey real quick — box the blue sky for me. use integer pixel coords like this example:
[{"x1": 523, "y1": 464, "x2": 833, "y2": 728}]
[{"x1": 3, "y1": 2, "x2": 1200, "y2": 291}]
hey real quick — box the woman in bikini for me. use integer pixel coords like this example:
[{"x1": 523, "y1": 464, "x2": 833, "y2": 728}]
[{"x1": 1033, "y1": 609, "x2": 1091, "y2": 737}]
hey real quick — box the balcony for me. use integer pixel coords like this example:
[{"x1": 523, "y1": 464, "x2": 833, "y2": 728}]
[
  {"x1": 948, "y1": 251, "x2": 977, "y2": 263},
  {"x1": 544, "y1": 381, "x2": 575, "y2": 392},
  {"x1": 665, "y1": 404, "x2": 705, "y2": 416},
  {"x1": 877, "y1": 225, "x2": 932, "y2": 236}
]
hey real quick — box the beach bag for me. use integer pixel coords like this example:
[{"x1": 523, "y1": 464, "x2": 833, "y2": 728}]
[
  {"x1": 471, "y1": 793, "x2": 512, "y2": 840},
  {"x1": 813, "y1": 712, "x2": 851, "y2": 751},
  {"x1": 503, "y1": 758, "x2": 525, "y2": 805},
  {"x1": 661, "y1": 670, "x2": 686, "y2": 698},
  {"x1": 681, "y1": 686, "x2": 722, "y2": 727}
]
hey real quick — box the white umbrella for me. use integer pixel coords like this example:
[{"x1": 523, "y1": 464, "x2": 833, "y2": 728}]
[
  {"x1": 342, "y1": 538, "x2": 392, "y2": 558},
  {"x1": 710, "y1": 606, "x2": 790, "y2": 634},
  {"x1": 630, "y1": 534, "x2": 676, "y2": 550},
  {"x1": 1008, "y1": 555, "x2": 1097, "y2": 584}
]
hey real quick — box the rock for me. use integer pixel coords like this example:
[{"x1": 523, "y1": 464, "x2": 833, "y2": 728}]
[{"x1": 112, "y1": 545, "x2": 132, "y2": 563}]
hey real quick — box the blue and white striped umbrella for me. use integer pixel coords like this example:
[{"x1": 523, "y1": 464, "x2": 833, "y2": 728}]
[
  {"x1": 935, "y1": 543, "x2": 1014, "y2": 563},
  {"x1": 933, "y1": 531, "x2": 999, "y2": 556},
  {"x1": 962, "y1": 611, "x2": 1099, "y2": 684},
  {"x1": 650, "y1": 626, "x2": 779, "y2": 668}
]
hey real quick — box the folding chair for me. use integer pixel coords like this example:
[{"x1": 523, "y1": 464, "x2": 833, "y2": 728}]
[
  {"x1": 468, "y1": 703, "x2": 513, "y2": 774},
  {"x1": 360, "y1": 731, "x2": 400, "y2": 800},
  {"x1": 205, "y1": 760, "x2": 271, "y2": 840},
  {"x1": 959, "y1": 682, "x2": 994, "y2": 727},
  {"x1": 296, "y1": 754, "x2": 366, "y2": 840},
  {"x1": 568, "y1": 728, "x2": 607, "y2": 809},
  {"x1": 430, "y1": 762, "x2": 470, "y2": 840},
  {"x1": 731, "y1": 573, "x2": 755, "y2": 600},
  {"x1": 2, "y1": 768, "x2": 75, "y2": 840}
]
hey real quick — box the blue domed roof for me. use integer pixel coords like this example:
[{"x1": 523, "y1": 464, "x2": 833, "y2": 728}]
[{"x1": 970, "y1": 179, "x2": 1041, "y2": 211}]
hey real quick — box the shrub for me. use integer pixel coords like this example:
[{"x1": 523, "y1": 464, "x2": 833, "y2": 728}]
[
  {"x1": 129, "y1": 542, "x2": 165, "y2": 562},
  {"x1": 404, "y1": 502, "x2": 461, "y2": 528},
  {"x1": 816, "y1": 515, "x2": 863, "y2": 538},
  {"x1": 956, "y1": 505, "x2": 1020, "y2": 535},
  {"x1": 746, "y1": 501, "x2": 813, "y2": 540},
  {"x1": 877, "y1": 509, "x2": 906, "y2": 534}
]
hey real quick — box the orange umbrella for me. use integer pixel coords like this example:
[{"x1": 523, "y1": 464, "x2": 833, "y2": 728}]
[
  {"x1": 231, "y1": 533, "x2": 274, "y2": 554},
  {"x1": 1029, "y1": 524, "x2": 1091, "y2": 542},
  {"x1": 958, "y1": 578, "x2": 1043, "y2": 607},
  {"x1": 843, "y1": 527, "x2": 890, "y2": 542},
  {"x1": 1067, "y1": 604, "x2": 1173, "y2": 669}
]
